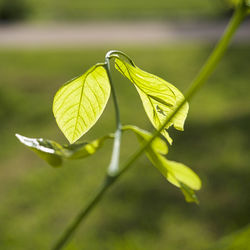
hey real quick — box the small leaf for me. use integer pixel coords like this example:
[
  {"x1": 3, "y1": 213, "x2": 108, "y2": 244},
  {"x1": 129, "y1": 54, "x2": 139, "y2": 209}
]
[
  {"x1": 16, "y1": 134, "x2": 64, "y2": 167},
  {"x1": 180, "y1": 183, "x2": 199, "y2": 204},
  {"x1": 148, "y1": 153, "x2": 201, "y2": 203},
  {"x1": 53, "y1": 64, "x2": 110, "y2": 144},
  {"x1": 122, "y1": 125, "x2": 168, "y2": 155},
  {"x1": 16, "y1": 133, "x2": 113, "y2": 167},
  {"x1": 122, "y1": 125, "x2": 201, "y2": 203},
  {"x1": 66, "y1": 134, "x2": 113, "y2": 159},
  {"x1": 115, "y1": 57, "x2": 189, "y2": 144},
  {"x1": 156, "y1": 157, "x2": 202, "y2": 191}
]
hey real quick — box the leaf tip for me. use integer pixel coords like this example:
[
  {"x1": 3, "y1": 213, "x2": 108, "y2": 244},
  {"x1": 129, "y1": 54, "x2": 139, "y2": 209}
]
[{"x1": 15, "y1": 133, "x2": 28, "y2": 145}]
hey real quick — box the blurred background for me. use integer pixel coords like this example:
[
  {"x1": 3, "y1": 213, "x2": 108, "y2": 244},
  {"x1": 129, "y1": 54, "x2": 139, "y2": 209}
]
[{"x1": 0, "y1": 0, "x2": 250, "y2": 249}]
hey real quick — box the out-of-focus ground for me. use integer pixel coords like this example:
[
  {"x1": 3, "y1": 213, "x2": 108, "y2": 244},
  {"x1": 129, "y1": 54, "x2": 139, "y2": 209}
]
[{"x1": 0, "y1": 20, "x2": 250, "y2": 48}]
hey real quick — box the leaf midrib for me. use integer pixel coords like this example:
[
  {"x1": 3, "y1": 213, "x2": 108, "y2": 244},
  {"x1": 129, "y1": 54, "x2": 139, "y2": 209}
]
[{"x1": 72, "y1": 65, "x2": 100, "y2": 142}]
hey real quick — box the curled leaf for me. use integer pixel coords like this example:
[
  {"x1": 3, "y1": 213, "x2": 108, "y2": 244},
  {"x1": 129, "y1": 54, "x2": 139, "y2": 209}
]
[
  {"x1": 180, "y1": 183, "x2": 199, "y2": 204},
  {"x1": 66, "y1": 134, "x2": 113, "y2": 159},
  {"x1": 115, "y1": 57, "x2": 188, "y2": 144},
  {"x1": 16, "y1": 134, "x2": 65, "y2": 167},
  {"x1": 16, "y1": 133, "x2": 113, "y2": 167},
  {"x1": 53, "y1": 64, "x2": 110, "y2": 144},
  {"x1": 161, "y1": 159, "x2": 202, "y2": 191},
  {"x1": 123, "y1": 125, "x2": 201, "y2": 203},
  {"x1": 122, "y1": 125, "x2": 168, "y2": 155}
]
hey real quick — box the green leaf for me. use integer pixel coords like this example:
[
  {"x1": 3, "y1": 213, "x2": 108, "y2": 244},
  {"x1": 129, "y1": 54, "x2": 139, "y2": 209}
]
[
  {"x1": 161, "y1": 159, "x2": 201, "y2": 190},
  {"x1": 15, "y1": 134, "x2": 65, "y2": 167},
  {"x1": 53, "y1": 64, "x2": 110, "y2": 144},
  {"x1": 180, "y1": 183, "x2": 199, "y2": 204},
  {"x1": 16, "y1": 133, "x2": 113, "y2": 167},
  {"x1": 148, "y1": 154, "x2": 201, "y2": 203},
  {"x1": 122, "y1": 125, "x2": 168, "y2": 155},
  {"x1": 122, "y1": 125, "x2": 201, "y2": 203},
  {"x1": 66, "y1": 134, "x2": 113, "y2": 159},
  {"x1": 115, "y1": 57, "x2": 189, "y2": 144}
]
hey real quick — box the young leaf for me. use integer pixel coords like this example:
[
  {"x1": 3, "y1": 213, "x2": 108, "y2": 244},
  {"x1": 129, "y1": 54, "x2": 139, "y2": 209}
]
[
  {"x1": 122, "y1": 125, "x2": 168, "y2": 155},
  {"x1": 115, "y1": 57, "x2": 189, "y2": 144},
  {"x1": 15, "y1": 134, "x2": 65, "y2": 167},
  {"x1": 66, "y1": 134, "x2": 113, "y2": 159},
  {"x1": 180, "y1": 183, "x2": 199, "y2": 204},
  {"x1": 122, "y1": 125, "x2": 201, "y2": 203},
  {"x1": 53, "y1": 64, "x2": 110, "y2": 144},
  {"x1": 155, "y1": 157, "x2": 202, "y2": 191},
  {"x1": 16, "y1": 133, "x2": 113, "y2": 167},
  {"x1": 146, "y1": 150, "x2": 201, "y2": 203}
]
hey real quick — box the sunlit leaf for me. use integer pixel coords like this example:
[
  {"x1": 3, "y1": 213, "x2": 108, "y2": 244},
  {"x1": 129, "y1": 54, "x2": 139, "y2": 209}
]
[
  {"x1": 16, "y1": 133, "x2": 113, "y2": 167},
  {"x1": 147, "y1": 153, "x2": 201, "y2": 203},
  {"x1": 53, "y1": 64, "x2": 110, "y2": 144},
  {"x1": 162, "y1": 159, "x2": 201, "y2": 190},
  {"x1": 180, "y1": 183, "x2": 199, "y2": 204},
  {"x1": 123, "y1": 125, "x2": 201, "y2": 203},
  {"x1": 66, "y1": 134, "x2": 113, "y2": 159},
  {"x1": 122, "y1": 125, "x2": 168, "y2": 155},
  {"x1": 115, "y1": 57, "x2": 189, "y2": 144},
  {"x1": 15, "y1": 134, "x2": 65, "y2": 167}
]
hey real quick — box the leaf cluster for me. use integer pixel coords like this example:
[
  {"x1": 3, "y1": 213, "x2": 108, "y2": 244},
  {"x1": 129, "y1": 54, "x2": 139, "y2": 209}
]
[{"x1": 16, "y1": 50, "x2": 201, "y2": 203}]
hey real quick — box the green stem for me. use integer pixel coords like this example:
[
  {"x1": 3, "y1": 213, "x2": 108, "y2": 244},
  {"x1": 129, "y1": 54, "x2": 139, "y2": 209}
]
[
  {"x1": 105, "y1": 51, "x2": 121, "y2": 128},
  {"x1": 105, "y1": 50, "x2": 135, "y2": 66},
  {"x1": 51, "y1": 175, "x2": 115, "y2": 250},
  {"x1": 185, "y1": 1, "x2": 248, "y2": 100},
  {"x1": 51, "y1": 4, "x2": 247, "y2": 249},
  {"x1": 104, "y1": 53, "x2": 122, "y2": 176}
]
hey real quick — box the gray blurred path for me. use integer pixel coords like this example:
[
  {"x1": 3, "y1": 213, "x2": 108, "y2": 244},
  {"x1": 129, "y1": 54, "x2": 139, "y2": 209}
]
[{"x1": 0, "y1": 20, "x2": 249, "y2": 48}]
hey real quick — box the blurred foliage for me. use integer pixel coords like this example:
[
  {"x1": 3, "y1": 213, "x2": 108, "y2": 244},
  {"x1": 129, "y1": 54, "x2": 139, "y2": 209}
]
[
  {"x1": 0, "y1": 45, "x2": 249, "y2": 249},
  {"x1": 0, "y1": 0, "x2": 234, "y2": 22},
  {"x1": 208, "y1": 224, "x2": 250, "y2": 250},
  {"x1": 228, "y1": 0, "x2": 250, "y2": 7},
  {"x1": 0, "y1": 0, "x2": 29, "y2": 21}
]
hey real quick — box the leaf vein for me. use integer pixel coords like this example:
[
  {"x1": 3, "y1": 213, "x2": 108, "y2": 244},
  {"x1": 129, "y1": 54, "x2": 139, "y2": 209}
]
[{"x1": 54, "y1": 85, "x2": 82, "y2": 114}]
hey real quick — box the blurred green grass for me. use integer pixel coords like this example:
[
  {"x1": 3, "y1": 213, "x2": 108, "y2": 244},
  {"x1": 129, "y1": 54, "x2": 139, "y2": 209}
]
[
  {"x1": 0, "y1": 0, "x2": 231, "y2": 21},
  {"x1": 0, "y1": 45, "x2": 250, "y2": 250}
]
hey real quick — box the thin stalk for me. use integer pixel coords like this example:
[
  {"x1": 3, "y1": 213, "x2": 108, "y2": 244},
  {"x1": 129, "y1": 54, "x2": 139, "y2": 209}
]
[
  {"x1": 185, "y1": 1, "x2": 248, "y2": 100},
  {"x1": 105, "y1": 51, "x2": 121, "y2": 128},
  {"x1": 51, "y1": 175, "x2": 115, "y2": 250},
  {"x1": 104, "y1": 53, "x2": 122, "y2": 176},
  {"x1": 51, "y1": 4, "x2": 247, "y2": 249},
  {"x1": 105, "y1": 50, "x2": 136, "y2": 66}
]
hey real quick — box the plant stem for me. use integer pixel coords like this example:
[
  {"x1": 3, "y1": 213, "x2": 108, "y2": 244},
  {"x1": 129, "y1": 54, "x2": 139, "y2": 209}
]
[
  {"x1": 185, "y1": 1, "x2": 248, "y2": 100},
  {"x1": 51, "y1": 175, "x2": 115, "y2": 250},
  {"x1": 51, "y1": 4, "x2": 247, "y2": 249},
  {"x1": 105, "y1": 51, "x2": 121, "y2": 129},
  {"x1": 105, "y1": 50, "x2": 136, "y2": 66},
  {"x1": 104, "y1": 53, "x2": 122, "y2": 176}
]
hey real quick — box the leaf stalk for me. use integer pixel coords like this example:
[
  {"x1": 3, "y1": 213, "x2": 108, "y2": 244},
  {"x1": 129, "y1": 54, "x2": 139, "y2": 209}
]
[{"x1": 104, "y1": 54, "x2": 122, "y2": 176}]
